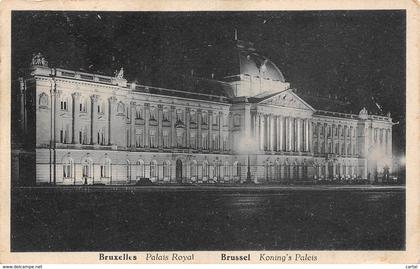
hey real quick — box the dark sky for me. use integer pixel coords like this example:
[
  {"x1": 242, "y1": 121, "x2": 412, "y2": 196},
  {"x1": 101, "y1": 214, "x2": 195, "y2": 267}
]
[{"x1": 11, "y1": 11, "x2": 405, "y2": 155}]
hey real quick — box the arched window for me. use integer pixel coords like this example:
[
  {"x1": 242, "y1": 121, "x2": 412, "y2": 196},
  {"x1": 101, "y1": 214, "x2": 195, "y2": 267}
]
[
  {"x1": 100, "y1": 158, "x2": 111, "y2": 178},
  {"x1": 163, "y1": 161, "x2": 171, "y2": 178},
  {"x1": 190, "y1": 161, "x2": 197, "y2": 178},
  {"x1": 202, "y1": 161, "x2": 209, "y2": 178},
  {"x1": 150, "y1": 160, "x2": 157, "y2": 178},
  {"x1": 63, "y1": 158, "x2": 74, "y2": 179},
  {"x1": 136, "y1": 160, "x2": 145, "y2": 179},
  {"x1": 82, "y1": 158, "x2": 93, "y2": 178}
]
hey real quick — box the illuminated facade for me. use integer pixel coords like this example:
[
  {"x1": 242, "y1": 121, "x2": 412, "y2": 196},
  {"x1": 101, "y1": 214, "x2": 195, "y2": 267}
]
[{"x1": 13, "y1": 41, "x2": 394, "y2": 185}]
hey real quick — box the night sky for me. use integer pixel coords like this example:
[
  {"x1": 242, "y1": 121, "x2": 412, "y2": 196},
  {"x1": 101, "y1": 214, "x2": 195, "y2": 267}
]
[{"x1": 11, "y1": 11, "x2": 405, "y2": 155}]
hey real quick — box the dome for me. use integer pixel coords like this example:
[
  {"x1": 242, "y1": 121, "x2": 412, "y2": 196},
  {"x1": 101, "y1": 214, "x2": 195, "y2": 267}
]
[{"x1": 238, "y1": 50, "x2": 286, "y2": 82}]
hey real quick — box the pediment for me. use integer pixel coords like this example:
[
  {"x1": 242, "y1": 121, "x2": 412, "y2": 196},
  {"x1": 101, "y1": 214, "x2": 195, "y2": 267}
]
[{"x1": 259, "y1": 90, "x2": 314, "y2": 111}]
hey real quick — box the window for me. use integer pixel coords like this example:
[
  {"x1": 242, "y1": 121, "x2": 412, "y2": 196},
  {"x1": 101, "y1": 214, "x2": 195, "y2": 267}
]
[
  {"x1": 201, "y1": 112, "x2": 208, "y2": 125},
  {"x1": 202, "y1": 133, "x2": 208, "y2": 149},
  {"x1": 60, "y1": 97, "x2": 69, "y2": 111},
  {"x1": 79, "y1": 97, "x2": 87, "y2": 112},
  {"x1": 100, "y1": 158, "x2": 111, "y2": 178},
  {"x1": 136, "y1": 129, "x2": 143, "y2": 147},
  {"x1": 150, "y1": 161, "x2": 157, "y2": 178},
  {"x1": 212, "y1": 134, "x2": 219, "y2": 150},
  {"x1": 212, "y1": 113, "x2": 218, "y2": 125},
  {"x1": 190, "y1": 133, "x2": 196, "y2": 149},
  {"x1": 223, "y1": 162, "x2": 230, "y2": 177},
  {"x1": 60, "y1": 129, "x2": 66, "y2": 143},
  {"x1": 150, "y1": 129, "x2": 157, "y2": 148},
  {"x1": 190, "y1": 161, "x2": 197, "y2": 178},
  {"x1": 163, "y1": 109, "x2": 169, "y2": 121},
  {"x1": 136, "y1": 160, "x2": 145, "y2": 178},
  {"x1": 314, "y1": 142, "x2": 318, "y2": 154},
  {"x1": 150, "y1": 107, "x2": 157, "y2": 120},
  {"x1": 176, "y1": 129, "x2": 183, "y2": 147},
  {"x1": 163, "y1": 131, "x2": 169, "y2": 148},
  {"x1": 82, "y1": 159, "x2": 92, "y2": 178},
  {"x1": 136, "y1": 106, "x2": 143, "y2": 119},
  {"x1": 176, "y1": 109, "x2": 183, "y2": 122},
  {"x1": 335, "y1": 143, "x2": 339, "y2": 154},
  {"x1": 202, "y1": 161, "x2": 209, "y2": 177},
  {"x1": 97, "y1": 128, "x2": 106, "y2": 145},
  {"x1": 328, "y1": 142, "x2": 333, "y2": 153},
  {"x1": 63, "y1": 158, "x2": 74, "y2": 179},
  {"x1": 163, "y1": 161, "x2": 171, "y2": 178},
  {"x1": 320, "y1": 126, "x2": 324, "y2": 135},
  {"x1": 222, "y1": 135, "x2": 228, "y2": 151},
  {"x1": 79, "y1": 126, "x2": 88, "y2": 144},
  {"x1": 98, "y1": 100, "x2": 106, "y2": 114},
  {"x1": 190, "y1": 110, "x2": 196, "y2": 123},
  {"x1": 320, "y1": 142, "x2": 325, "y2": 154}
]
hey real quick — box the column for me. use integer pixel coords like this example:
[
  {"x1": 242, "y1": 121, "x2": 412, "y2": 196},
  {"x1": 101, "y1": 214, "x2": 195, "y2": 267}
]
[
  {"x1": 296, "y1": 118, "x2": 301, "y2": 152},
  {"x1": 108, "y1": 96, "x2": 116, "y2": 145},
  {"x1": 131, "y1": 101, "x2": 136, "y2": 148},
  {"x1": 197, "y1": 109, "x2": 202, "y2": 149},
  {"x1": 324, "y1": 124, "x2": 328, "y2": 153},
  {"x1": 331, "y1": 124, "x2": 336, "y2": 154},
  {"x1": 90, "y1": 94, "x2": 99, "y2": 145},
  {"x1": 285, "y1": 117, "x2": 289, "y2": 151},
  {"x1": 256, "y1": 113, "x2": 261, "y2": 151},
  {"x1": 316, "y1": 123, "x2": 321, "y2": 153},
  {"x1": 308, "y1": 120, "x2": 313, "y2": 153},
  {"x1": 279, "y1": 116, "x2": 284, "y2": 151},
  {"x1": 171, "y1": 106, "x2": 176, "y2": 148},
  {"x1": 387, "y1": 129, "x2": 392, "y2": 155},
  {"x1": 144, "y1": 103, "x2": 150, "y2": 147},
  {"x1": 218, "y1": 111, "x2": 222, "y2": 151},
  {"x1": 185, "y1": 108, "x2": 190, "y2": 148},
  {"x1": 158, "y1": 104, "x2": 163, "y2": 148},
  {"x1": 344, "y1": 126, "x2": 348, "y2": 155},
  {"x1": 208, "y1": 111, "x2": 213, "y2": 151},
  {"x1": 259, "y1": 114, "x2": 264, "y2": 151},
  {"x1": 276, "y1": 116, "x2": 281, "y2": 151},
  {"x1": 337, "y1": 125, "x2": 342, "y2": 155},
  {"x1": 271, "y1": 115, "x2": 276, "y2": 151},
  {"x1": 71, "y1": 92, "x2": 80, "y2": 144},
  {"x1": 349, "y1": 126, "x2": 354, "y2": 156},
  {"x1": 290, "y1": 118, "x2": 295, "y2": 151}
]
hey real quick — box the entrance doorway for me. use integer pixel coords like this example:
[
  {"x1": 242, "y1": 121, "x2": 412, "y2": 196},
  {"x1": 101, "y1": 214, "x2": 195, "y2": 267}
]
[{"x1": 176, "y1": 159, "x2": 183, "y2": 182}]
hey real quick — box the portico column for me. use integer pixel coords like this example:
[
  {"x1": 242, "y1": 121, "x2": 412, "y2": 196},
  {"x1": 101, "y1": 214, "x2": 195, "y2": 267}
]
[
  {"x1": 197, "y1": 109, "x2": 202, "y2": 149},
  {"x1": 338, "y1": 125, "x2": 342, "y2": 155},
  {"x1": 108, "y1": 96, "x2": 116, "y2": 145},
  {"x1": 90, "y1": 94, "x2": 99, "y2": 145},
  {"x1": 131, "y1": 101, "x2": 136, "y2": 149},
  {"x1": 144, "y1": 103, "x2": 150, "y2": 147},
  {"x1": 290, "y1": 118, "x2": 295, "y2": 151},
  {"x1": 296, "y1": 118, "x2": 301, "y2": 152},
  {"x1": 256, "y1": 113, "x2": 261, "y2": 150},
  {"x1": 209, "y1": 111, "x2": 213, "y2": 151},
  {"x1": 171, "y1": 106, "x2": 176, "y2": 148},
  {"x1": 308, "y1": 120, "x2": 313, "y2": 153},
  {"x1": 285, "y1": 117, "x2": 289, "y2": 151},
  {"x1": 186, "y1": 108, "x2": 190, "y2": 148},
  {"x1": 387, "y1": 129, "x2": 392, "y2": 155},
  {"x1": 71, "y1": 92, "x2": 81, "y2": 144},
  {"x1": 158, "y1": 104, "x2": 163, "y2": 148},
  {"x1": 349, "y1": 127, "x2": 353, "y2": 156},
  {"x1": 324, "y1": 124, "x2": 328, "y2": 153},
  {"x1": 278, "y1": 116, "x2": 283, "y2": 151}
]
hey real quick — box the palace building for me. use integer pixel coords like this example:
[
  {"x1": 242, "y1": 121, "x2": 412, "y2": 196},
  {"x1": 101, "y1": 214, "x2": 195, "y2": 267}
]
[{"x1": 12, "y1": 40, "x2": 394, "y2": 185}]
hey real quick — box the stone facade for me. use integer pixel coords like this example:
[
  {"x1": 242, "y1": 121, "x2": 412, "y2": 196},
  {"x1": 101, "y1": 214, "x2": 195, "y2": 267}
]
[{"x1": 14, "y1": 48, "x2": 393, "y2": 185}]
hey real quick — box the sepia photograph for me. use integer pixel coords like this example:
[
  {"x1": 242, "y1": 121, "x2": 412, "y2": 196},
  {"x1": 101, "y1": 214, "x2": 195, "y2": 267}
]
[{"x1": 9, "y1": 10, "x2": 406, "y2": 254}]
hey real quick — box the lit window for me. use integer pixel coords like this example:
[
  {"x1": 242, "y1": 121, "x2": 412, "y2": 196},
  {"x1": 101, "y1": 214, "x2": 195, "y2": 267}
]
[{"x1": 63, "y1": 158, "x2": 74, "y2": 179}]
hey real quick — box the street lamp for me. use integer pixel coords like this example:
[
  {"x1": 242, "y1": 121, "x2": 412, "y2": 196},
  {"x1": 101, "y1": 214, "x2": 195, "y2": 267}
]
[{"x1": 238, "y1": 132, "x2": 258, "y2": 184}]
